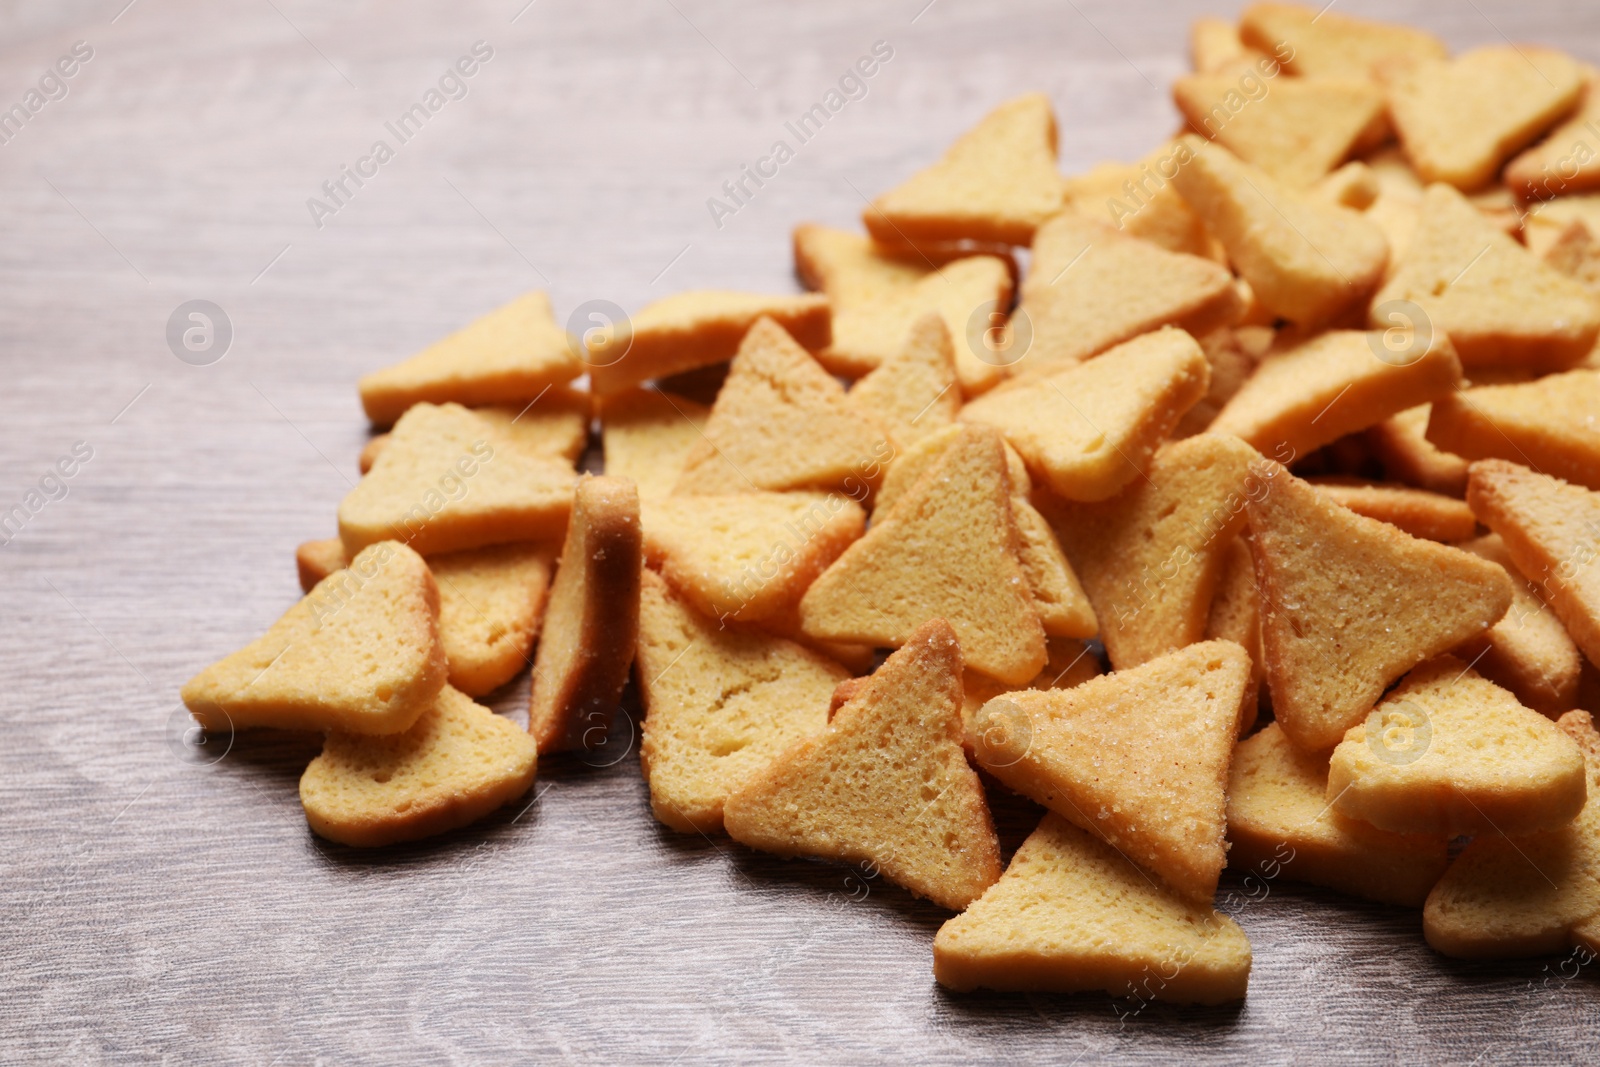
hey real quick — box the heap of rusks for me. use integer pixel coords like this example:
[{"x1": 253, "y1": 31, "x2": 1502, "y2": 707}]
[{"x1": 182, "y1": 2, "x2": 1600, "y2": 1004}]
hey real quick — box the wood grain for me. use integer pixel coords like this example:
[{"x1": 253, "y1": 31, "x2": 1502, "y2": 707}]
[{"x1": 2, "y1": 0, "x2": 1598, "y2": 1061}]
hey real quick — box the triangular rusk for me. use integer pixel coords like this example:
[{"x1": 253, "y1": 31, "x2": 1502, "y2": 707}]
[
  {"x1": 182, "y1": 542, "x2": 448, "y2": 736},
  {"x1": 1206, "y1": 537, "x2": 1264, "y2": 716},
  {"x1": 1467, "y1": 459, "x2": 1600, "y2": 667},
  {"x1": 357, "y1": 292, "x2": 582, "y2": 426},
  {"x1": 1427, "y1": 370, "x2": 1600, "y2": 490},
  {"x1": 1228, "y1": 723, "x2": 1448, "y2": 906},
  {"x1": 1174, "y1": 74, "x2": 1386, "y2": 187},
  {"x1": 599, "y1": 388, "x2": 709, "y2": 501},
  {"x1": 971, "y1": 640, "x2": 1253, "y2": 902},
  {"x1": 798, "y1": 426, "x2": 1046, "y2": 685},
  {"x1": 864, "y1": 93, "x2": 1064, "y2": 246},
  {"x1": 1327, "y1": 656, "x2": 1586, "y2": 837},
  {"x1": 1239, "y1": 3, "x2": 1447, "y2": 79},
  {"x1": 843, "y1": 313, "x2": 961, "y2": 445},
  {"x1": 359, "y1": 386, "x2": 592, "y2": 474},
  {"x1": 1060, "y1": 142, "x2": 1220, "y2": 258},
  {"x1": 1507, "y1": 73, "x2": 1600, "y2": 202},
  {"x1": 1015, "y1": 211, "x2": 1240, "y2": 372},
  {"x1": 1455, "y1": 534, "x2": 1583, "y2": 716},
  {"x1": 1309, "y1": 478, "x2": 1476, "y2": 542},
  {"x1": 429, "y1": 543, "x2": 552, "y2": 697},
  {"x1": 1247, "y1": 464, "x2": 1512, "y2": 752},
  {"x1": 673, "y1": 318, "x2": 893, "y2": 496},
  {"x1": 641, "y1": 491, "x2": 864, "y2": 624},
  {"x1": 1373, "y1": 184, "x2": 1600, "y2": 370},
  {"x1": 1209, "y1": 330, "x2": 1461, "y2": 463},
  {"x1": 1424, "y1": 710, "x2": 1600, "y2": 959},
  {"x1": 1046, "y1": 433, "x2": 1263, "y2": 670},
  {"x1": 960, "y1": 327, "x2": 1211, "y2": 503},
  {"x1": 1381, "y1": 46, "x2": 1583, "y2": 192},
  {"x1": 794, "y1": 224, "x2": 1013, "y2": 392},
  {"x1": 933, "y1": 813, "x2": 1252, "y2": 1004},
  {"x1": 723, "y1": 619, "x2": 1002, "y2": 910},
  {"x1": 1169, "y1": 136, "x2": 1389, "y2": 325},
  {"x1": 636, "y1": 571, "x2": 844, "y2": 834}
]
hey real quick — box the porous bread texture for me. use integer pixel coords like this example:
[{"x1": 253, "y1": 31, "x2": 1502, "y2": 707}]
[
  {"x1": 864, "y1": 93, "x2": 1064, "y2": 247},
  {"x1": 1455, "y1": 534, "x2": 1583, "y2": 716},
  {"x1": 338, "y1": 402, "x2": 575, "y2": 557},
  {"x1": 1227, "y1": 722, "x2": 1448, "y2": 906},
  {"x1": 673, "y1": 318, "x2": 894, "y2": 497},
  {"x1": 1168, "y1": 136, "x2": 1389, "y2": 325},
  {"x1": 1059, "y1": 142, "x2": 1220, "y2": 259},
  {"x1": 1379, "y1": 46, "x2": 1583, "y2": 192},
  {"x1": 359, "y1": 386, "x2": 592, "y2": 474},
  {"x1": 1208, "y1": 329, "x2": 1461, "y2": 465},
  {"x1": 1205, "y1": 536, "x2": 1264, "y2": 705},
  {"x1": 960, "y1": 327, "x2": 1211, "y2": 503},
  {"x1": 299, "y1": 685, "x2": 536, "y2": 848},
  {"x1": 1046, "y1": 433, "x2": 1263, "y2": 671},
  {"x1": 429, "y1": 543, "x2": 552, "y2": 697},
  {"x1": 1014, "y1": 211, "x2": 1240, "y2": 372},
  {"x1": 641, "y1": 491, "x2": 864, "y2": 624},
  {"x1": 872, "y1": 422, "x2": 1032, "y2": 518},
  {"x1": 723, "y1": 618, "x2": 1003, "y2": 911},
  {"x1": 1372, "y1": 184, "x2": 1600, "y2": 371},
  {"x1": 296, "y1": 537, "x2": 346, "y2": 592},
  {"x1": 793, "y1": 224, "x2": 1013, "y2": 392},
  {"x1": 1423, "y1": 710, "x2": 1600, "y2": 959},
  {"x1": 527, "y1": 476, "x2": 642, "y2": 755},
  {"x1": 1239, "y1": 2, "x2": 1448, "y2": 80},
  {"x1": 598, "y1": 388, "x2": 709, "y2": 501},
  {"x1": 1427, "y1": 371, "x2": 1600, "y2": 491},
  {"x1": 1246, "y1": 462, "x2": 1512, "y2": 752},
  {"x1": 933, "y1": 812, "x2": 1252, "y2": 1004},
  {"x1": 1309, "y1": 477, "x2": 1478, "y2": 542},
  {"x1": 358, "y1": 291, "x2": 581, "y2": 426},
  {"x1": 1365, "y1": 404, "x2": 1469, "y2": 496},
  {"x1": 1327, "y1": 656, "x2": 1587, "y2": 837},
  {"x1": 182, "y1": 542, "x2": 447, "y2": 736},
  {"x1": 636, "y1": 571, "x2": 844, "y2": 834},
  {"x1": 1506, "y1": 72, "x2": 1600, "y2": 202},
  {"x1": 843, "y1": 313, "x2": 961, "y2": 445},
  {"x1": 797, "y1": 425, "x2": 1047, "y2": 685},
  {"x1": 1467, "y1": 459, "x2": 1600, "y2": 668},
  {"x1": 971, "y1": 640, "x2": 1253, "y2": 903},
  {"x1": 586, "y1": 291, "x2": 830, "y2": 396}
]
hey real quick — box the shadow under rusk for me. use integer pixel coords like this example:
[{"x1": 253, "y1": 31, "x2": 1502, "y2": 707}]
[
  {"x1": 723, "y1": 845, "x2": 952, "y2": 933},
  {"x1": 305, "y1": 780, "x2": 549, "y2": 868},
  {"x1": 934, "y1": 983, "x2": 1248, "y2": 1032}
]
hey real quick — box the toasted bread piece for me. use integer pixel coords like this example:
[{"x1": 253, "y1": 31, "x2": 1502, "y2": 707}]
[
  {"x1": 1046, "y1": 433, "x2": 1262, "y2": 670},
  {"x1": 749, "y1": 603, "x2": 876, "y2": 676},
  {"x1": 1169, "y1": 137, "x2": 1389, "y2": 325},
  {"x1": 338, "y1": 403, "x2": 575, "y2": 557},
  {"x1": 1427, "y1": 371, "x2": 1600, "y2": 490},
  {"x1": 961, "y1": 327, "x2": 1211, "y2": 503},
  {"x1": 360, "y1": 387, "x2": 592, "y2": 474},
  {"x1": 1228, "y1": 723, "x2": 1448, "y2": 906},
  {"x1": 933, "y1": 813, "x2": 1250, "y2": 1002},
  {"x1": 1381, "y1": 46, "x2": 1582, "y2": 192},
  {"x1": 1543, "y1": 219, "x2": 1600, "y2": 299},
  {"x1": 429, "y1": 544, "x2": 552, "y2": 697},
  {"x1": 1060, "y1": 142, "x2": 1221, "y2": 258},
  {"x1": 672, "y1": 318, "x2": 893, "y2": 496},
  {"x1": 1190, "y1": 16, "x2": 1266, "y2": 75},
  {"x1": 959, "y1": 635, "x2": 1102, "y2": 738},
  {"x1": 1313, "y1": 161, "x2": 1381, "y2": 210},
  {"x1": 1467, "y1": 459, "x2": 1600, "y2": 668},
  {"x1": 972, "y1": 640, "x2": 1252, "y2": 902},
  {"x1": 724, "y1": 619, "x2": 1002, "y2": 910},
  {"x1": 296, "y1": 537, "x2": 347, "y2": 593},
  {"x1": 642, "y1": 491, "x2": 864, "y2": 624},
  {"x1": 1456, "y1": 534, "x2": 1583, "y2": 716},
  {"x1": 1328, "y1": 656, "x2": 1586, "y2": 836},
  {"x1": 1423, "y1": 710, "x2": 1600, "y2": 958},
  {"x1": 1209, "y1": 329, "x2": 1461, "y2": 462},
  {"x1": 586, "y1": 291, "x2": 829, "y2": 396},
  {"x1": 843, "y1": 313, "x2": 960, "y2": 445},
  {"x1": 1206, "y1": 537, "x2": 1264, "y2": 702},
  {"x1": 598, "y1": 388, "x2": 708, "y2": 501},
  {"x1": 872, "y1": 423, "x2": 1031, "y2": 517},
  {"x1": 798, "y1": 426, "x2": 1046, "y2": 685},
  {"x1": 1365, "y1": 404, "x2": 1470, "y2": 496},
  {"x1": 1309, "y1": 477, "x2": 1478, "y2": 542},
  {"x1": 1174, "y1": 74, "x2": 1386, "y2": 187},
  {"x1": 357, "y1": 292, "x2": 582, "y2": 426},
  {"x1": 527, "y1": 476, "x2": 642, "y2": 754},
  {"x1": 1015, "y1": 212, "x2": 1240, "y2": 372},
  {"x1": 864, "y1": 93, "x2": 1064, "y2": 247},
  {"x1": 182, "y1": 542, "x2": 448, "y2": 736},
  {"x1": 1173, "y1": 328, "x2": 1262, "y2": 439},
  {"x1": 1248, "y1": 463, "x2": 1512, "y2": 752},
  {"x1": 1239, "y1": 2, "x2": 1447, "y2": 80},
  {"x1": 1373, "y1": 184, "x2": 1600, "y2": 371},
  {"x1": 793, "y1": 225, "x2": 1013, "y2": 391},
  {"x1": 636, "y1": 571, "x2": 842, "y2": 833},
  {"x1": 1524, "y1": 195, "x2": 1600, "y2": 259},
  {"x1": 1507, "y1": 73, "x2": 1600, "y2": 202},
  {"x1": 299, "y1": 685, "x2": 536, "y2": 847}
]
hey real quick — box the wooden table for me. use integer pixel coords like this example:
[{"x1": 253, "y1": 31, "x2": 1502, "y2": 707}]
[{"x1": 3, "y1": 0, "x2": 1596, "y2": 1061}]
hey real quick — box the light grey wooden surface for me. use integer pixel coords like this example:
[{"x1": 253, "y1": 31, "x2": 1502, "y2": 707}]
[{"x1": 3, "y1": 1, "x2": 1599, "y2": 1062}]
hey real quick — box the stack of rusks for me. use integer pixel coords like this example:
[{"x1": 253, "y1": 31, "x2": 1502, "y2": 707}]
[{"x1": 183, "y1": 2, "x2": 1600, "y2": 1004}]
